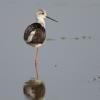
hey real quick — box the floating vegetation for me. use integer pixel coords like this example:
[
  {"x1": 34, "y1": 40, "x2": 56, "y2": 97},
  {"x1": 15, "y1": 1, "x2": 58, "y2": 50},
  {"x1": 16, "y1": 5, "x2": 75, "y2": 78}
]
[
  {"x1": 54, "y1": 64, "x2": 58, "y2": 68},
  {"x1": 46, "y1": 35, "x2": 92, "y2": 42},
  {"x1": 92, "y1": 77, "x2": 97, "y2": 81},
  {"x1": 60, "y1": 37, "x2": 67, "y2": 40},
  {"x1": 98, "y1": 76, "x2": 100, "y2": 79},
  {"x1": 92, "y1": 76, "x2": 100, "y2": 82},
  {"x1": 82, "y1": 36, "x2": 86, "y2": 39},
  {"x1": 73, "y1": 37, "x2": 80, "y2": 40},
  {"x1": 46, "y1": 38, "x2": 56, "y2": 41}
]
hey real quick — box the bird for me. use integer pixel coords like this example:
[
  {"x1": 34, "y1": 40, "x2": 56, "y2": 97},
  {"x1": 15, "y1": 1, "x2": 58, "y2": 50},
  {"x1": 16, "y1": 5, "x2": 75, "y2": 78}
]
[
  {"x1": 24, "y1": 9, "x2": 58, "y2": 79},
  {"x1": 23, "y1": 79, "x2": 45, "y2": 100}
]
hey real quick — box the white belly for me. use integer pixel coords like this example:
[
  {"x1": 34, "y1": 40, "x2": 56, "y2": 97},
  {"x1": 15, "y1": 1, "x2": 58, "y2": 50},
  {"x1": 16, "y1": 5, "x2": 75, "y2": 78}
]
[{"x1": 31, "y1": 44, "x2": 42, "y2": 48}]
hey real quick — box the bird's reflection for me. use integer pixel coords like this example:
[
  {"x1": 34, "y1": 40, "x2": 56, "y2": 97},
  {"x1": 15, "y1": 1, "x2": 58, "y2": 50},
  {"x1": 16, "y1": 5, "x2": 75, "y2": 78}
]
[{"x1": 23, "y1": 79, "x2": 45, "y2": 100}]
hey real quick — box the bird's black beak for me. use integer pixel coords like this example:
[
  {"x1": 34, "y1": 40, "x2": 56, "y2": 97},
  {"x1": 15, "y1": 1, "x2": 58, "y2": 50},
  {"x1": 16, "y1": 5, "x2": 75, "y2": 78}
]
[{"x1": 46, "y1": 16, "x2": 58, "y2": 22}]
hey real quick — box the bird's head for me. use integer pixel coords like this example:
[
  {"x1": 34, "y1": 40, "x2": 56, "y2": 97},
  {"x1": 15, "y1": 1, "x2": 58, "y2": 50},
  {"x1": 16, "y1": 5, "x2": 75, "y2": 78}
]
[
  {"x1": 36, "y1": 9, "x2": 58, "y2": 22},
  {"x1": 36, "y1": 9, "x2": 47, "y2": 20}
]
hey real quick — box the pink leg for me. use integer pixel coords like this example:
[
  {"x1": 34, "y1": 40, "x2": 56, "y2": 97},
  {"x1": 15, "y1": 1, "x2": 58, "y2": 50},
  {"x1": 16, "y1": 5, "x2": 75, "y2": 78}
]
[{"x1": 35, "y1": 48, "x2": 39, "y2": 79}]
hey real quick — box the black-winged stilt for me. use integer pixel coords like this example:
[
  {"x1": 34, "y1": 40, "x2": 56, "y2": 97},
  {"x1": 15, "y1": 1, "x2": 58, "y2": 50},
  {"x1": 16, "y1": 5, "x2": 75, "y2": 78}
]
[{"x1": 24, "y1": 9, "x2": 58, "y2": 79}]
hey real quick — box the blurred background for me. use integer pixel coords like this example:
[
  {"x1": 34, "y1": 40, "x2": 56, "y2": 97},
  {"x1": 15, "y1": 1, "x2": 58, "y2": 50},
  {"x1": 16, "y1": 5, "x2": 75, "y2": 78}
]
[{"x1": 0, "y1": 0, "x2": 100, "y2": 100}]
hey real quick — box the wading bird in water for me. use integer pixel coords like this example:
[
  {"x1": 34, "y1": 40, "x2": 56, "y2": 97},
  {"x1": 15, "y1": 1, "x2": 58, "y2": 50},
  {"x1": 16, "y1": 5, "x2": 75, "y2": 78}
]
[{"x1": 24, "y1": 9, "x2": 58, "y2": 79}]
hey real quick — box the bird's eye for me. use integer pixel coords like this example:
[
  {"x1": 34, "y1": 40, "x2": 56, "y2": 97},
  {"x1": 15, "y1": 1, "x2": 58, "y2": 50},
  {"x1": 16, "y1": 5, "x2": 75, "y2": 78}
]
[{"x1": 41, "y1": 12, "x2": 44, "y2": 14}]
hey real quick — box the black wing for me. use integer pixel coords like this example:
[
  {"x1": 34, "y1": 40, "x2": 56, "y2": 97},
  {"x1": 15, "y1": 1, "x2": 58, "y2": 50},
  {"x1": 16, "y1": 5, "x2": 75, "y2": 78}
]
[{"x1": 24, "y1": 23, "x2": 46, "y2": 44}]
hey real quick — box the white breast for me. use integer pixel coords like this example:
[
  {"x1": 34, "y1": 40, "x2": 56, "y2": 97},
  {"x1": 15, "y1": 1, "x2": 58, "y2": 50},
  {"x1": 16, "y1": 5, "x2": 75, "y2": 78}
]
[{"x1": 31, "y1": 44, "x2": 42, "y2": 48}]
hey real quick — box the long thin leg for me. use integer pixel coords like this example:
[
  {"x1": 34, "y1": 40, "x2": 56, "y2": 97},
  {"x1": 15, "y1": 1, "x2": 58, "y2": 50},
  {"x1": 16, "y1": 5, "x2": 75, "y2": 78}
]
[{"x1": 35, "y1": 48, "x2": 39, "y2": 79}]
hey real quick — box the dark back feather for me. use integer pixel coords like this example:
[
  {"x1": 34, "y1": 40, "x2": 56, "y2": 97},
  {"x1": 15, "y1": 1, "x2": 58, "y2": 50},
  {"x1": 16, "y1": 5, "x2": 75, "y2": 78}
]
[{"x1": 24, "y1": 23, "x2": 46, "y2": 45}]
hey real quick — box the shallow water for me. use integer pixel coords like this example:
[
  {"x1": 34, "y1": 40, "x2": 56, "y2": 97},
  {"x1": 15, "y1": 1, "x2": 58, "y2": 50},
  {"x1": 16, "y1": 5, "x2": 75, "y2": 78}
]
[{"x1": 0, "y1": 0, "x2": 100, "y2": 100}]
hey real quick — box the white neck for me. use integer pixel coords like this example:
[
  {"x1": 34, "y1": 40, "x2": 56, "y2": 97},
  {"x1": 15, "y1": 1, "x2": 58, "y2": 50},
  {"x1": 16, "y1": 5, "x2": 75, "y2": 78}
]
[{"x1": 37, "y1": 16, "x2": 45, "y2": 27}]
